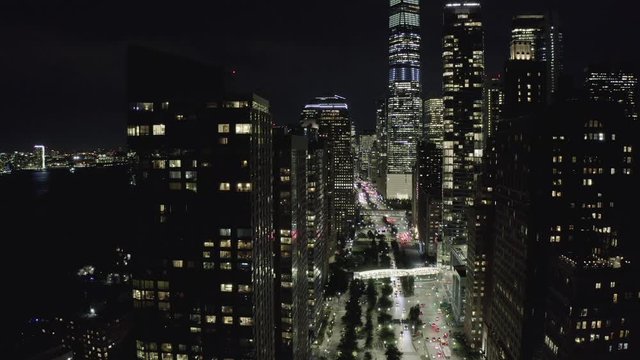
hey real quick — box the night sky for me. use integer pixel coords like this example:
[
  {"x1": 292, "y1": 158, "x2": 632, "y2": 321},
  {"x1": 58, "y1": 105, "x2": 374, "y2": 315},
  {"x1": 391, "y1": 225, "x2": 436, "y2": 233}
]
[{"x1": 1, "y1": 0, "x2": 637, "y2": 151}]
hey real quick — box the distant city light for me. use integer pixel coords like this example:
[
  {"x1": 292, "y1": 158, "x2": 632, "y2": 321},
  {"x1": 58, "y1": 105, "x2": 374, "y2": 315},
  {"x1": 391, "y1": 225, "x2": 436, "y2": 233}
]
[{"x1": 34, "y1": 145, "x2": 46, "y2": 170}]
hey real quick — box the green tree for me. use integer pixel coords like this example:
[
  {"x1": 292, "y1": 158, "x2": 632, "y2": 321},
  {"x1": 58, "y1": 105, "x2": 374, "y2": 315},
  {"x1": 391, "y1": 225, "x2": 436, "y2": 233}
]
[
  {"x1": 381, "y1": 283, "x2": 393, "y2": 297},
  {"x1": 408, "y1": 304, "x2": 422, "y2": 327},
  {"x1": 378, "y1": 295, "x2": 392, "y2": 309},
  {"x1": 378, "y1": 326, "x2": 395, "y2": 343},
  {"x1": 401, "y1": 276, "x2": 414, "y2": 296},
  {"x1": 337, "y1": 327, "x2": 358, "y2": 360},
  {"x1": 366, "y1": 279, "x2": 378, "y2": 310},
  {"x1": 325, "y1": 264, "x2": 348, "y2": 296},
  {"x1": 364, "y1": 312, "x2": 373, "y2": 348},
  {"x1": 385, "y1": 344, "x2": 402, "y2": 360},
  {"x1": 377, "y1": 311, "x2": 392, "y2": 325}
]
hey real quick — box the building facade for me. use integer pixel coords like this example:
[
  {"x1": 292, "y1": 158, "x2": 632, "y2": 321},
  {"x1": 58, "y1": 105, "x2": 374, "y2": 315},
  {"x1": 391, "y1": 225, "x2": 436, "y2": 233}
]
[
  {"x1": 486, "y1": 101, "x2": 640, "y2": 360},
  {"x1": 272, "y1": 129, "x2": 309, "y2": 360},
  {"x1": 424, "y1": 98, "x2": 444, "y2": 148},
  {"x1": 586, "y1": 66, "x2": 638, "y2": 121},
  {"x1": 357, "y1": 133, "x2": 376, "y2": 180}
]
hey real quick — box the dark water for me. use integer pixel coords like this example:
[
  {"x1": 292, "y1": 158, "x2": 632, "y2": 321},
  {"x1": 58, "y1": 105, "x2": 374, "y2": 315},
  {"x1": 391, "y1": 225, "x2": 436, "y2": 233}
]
[{"x1": 0, "y1": 167, "x2": 134, "y2": 341}]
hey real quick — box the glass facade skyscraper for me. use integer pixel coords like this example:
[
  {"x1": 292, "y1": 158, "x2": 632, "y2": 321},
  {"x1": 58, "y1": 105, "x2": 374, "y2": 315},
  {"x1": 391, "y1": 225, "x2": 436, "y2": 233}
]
[
  {"x1": 385, "y1": 0, "x2": 423, "y2": 200},
  {"x1": 300, "y1": 95, "x2": 354, "y2": 248},
  {"x1": 442, "y1": 2, "x2": 485, "y2": 264}
]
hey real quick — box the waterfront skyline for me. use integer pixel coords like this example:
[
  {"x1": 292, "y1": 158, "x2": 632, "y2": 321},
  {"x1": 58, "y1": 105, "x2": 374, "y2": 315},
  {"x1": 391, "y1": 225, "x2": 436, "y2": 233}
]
[{"x1": 2, "y1": 0, "x2": 639, "y2": 150}]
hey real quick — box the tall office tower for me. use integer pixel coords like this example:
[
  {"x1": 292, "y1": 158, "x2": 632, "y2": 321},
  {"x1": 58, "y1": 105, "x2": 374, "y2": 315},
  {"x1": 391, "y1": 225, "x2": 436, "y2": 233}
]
[
  {"x1": 425, "y1": 98, "x2": 444, "y2": 147},
  {"x1": 442, "y1": 2, "x2": 485, "y2": 264},
  {"x1": 374, "y1": 99, "x2": 388, "y2": 190},
  {"x1": 300, "y1": 95, "x2": 354, "y2": 248},
  {"x1": 483, "y1": 77, "x2": 504, "y2": 142},
  {"x1": 503, "y1": 41, "x2": 547, "y2": 117},
  {"x1": 586, "y1": 66, "x2": 638, "y2": 121},
  {"x1": 272, "y1": 128, "x2": 309, "y2": 360},
  {"x1": 357, "y1": 132, "x2": 376, "y2": 180},
  {"x1": 510, "y1": 14, "x2": 564, "y2": 101},
  {"x1": 412, "y1": 140, "x2": 442, "y2": 261},
  {"x1": 385, "y1": 0, "x2": 423, "y2": 200},
  {"x1": 486, "y1": 101, "x2": 640, "y2": 360},
  {"x1": 127, "y1": 47, "x2": 274, "y2": 360}
]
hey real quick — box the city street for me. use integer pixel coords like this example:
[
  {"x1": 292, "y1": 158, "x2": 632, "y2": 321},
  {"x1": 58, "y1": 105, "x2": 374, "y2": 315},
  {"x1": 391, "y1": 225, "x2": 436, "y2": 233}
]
[{"x1": 314, "y1": 179, "x2": 464, "y2": 360}]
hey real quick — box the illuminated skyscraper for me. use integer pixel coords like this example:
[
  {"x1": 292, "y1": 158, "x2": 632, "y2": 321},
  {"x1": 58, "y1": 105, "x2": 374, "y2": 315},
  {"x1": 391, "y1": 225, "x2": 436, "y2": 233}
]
[
  {"x1": 33, "y1": 145, "x2": 46, "y2": 170},
  {"x1": 441, "y1": 1, "x2": 485, "y2": 264},
  {"x1": 300, "y1": 95, "x2": 354, "y2": 248},
  {"x1": 385, "y1": 0, "x2": 423, "y2": 200},
  {"x1": 510, "y1": 14, "x2": 564, "y2": 100}
]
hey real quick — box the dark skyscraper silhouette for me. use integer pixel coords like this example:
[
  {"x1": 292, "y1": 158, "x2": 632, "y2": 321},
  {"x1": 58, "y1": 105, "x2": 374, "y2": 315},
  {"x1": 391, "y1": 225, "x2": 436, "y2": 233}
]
[{"x1": 127, "y1": 47, "x2": 275, "y2": 360}]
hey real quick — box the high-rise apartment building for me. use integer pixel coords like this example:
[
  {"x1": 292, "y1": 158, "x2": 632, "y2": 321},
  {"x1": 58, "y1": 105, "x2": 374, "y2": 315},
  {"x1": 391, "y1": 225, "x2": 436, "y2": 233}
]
[
  {"x1": 385, "y1": 0, "x2": 423, "y2": 200},
  {"x1": 272, "y1": 128, "x2": 309, "y2": 360},
  {"x1": 586, "y1": 66, "x2": 638, "y2": 121},
  {"x1": 441, "y1": 1, "x2": 485, "y2": 264},
  {"x1": 486, "y1": 100, "x2": 639, "y2": 360},
  {"x1": 540, "y1": 102, "x2": 639, "y2": 360},
  {"x1": 300, "y1": 95, "x2": 354, "y2": 247},
  {"x1": 127, "y1": 47, "x2": 274, "y2": 360}
]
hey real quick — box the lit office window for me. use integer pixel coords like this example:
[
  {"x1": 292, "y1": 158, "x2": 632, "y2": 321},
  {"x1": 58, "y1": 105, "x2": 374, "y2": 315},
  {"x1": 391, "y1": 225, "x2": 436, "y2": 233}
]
[
  {"x1": 169, "y1": 160, "x2": 181, "y2": 168},
  {"x1": 237, "y1": 182, "x2": 252, "y2": 192},
  {"x1": 239, "y1": 317, "x2": 253, "y2": 326},
  {"x1": 153, "y1": 124, "x2": 165, "y2": 135},
  {"x1": 219, "y1": 182, "x2": 231, "y2": 191},
  {"x1": 185, "y1": 182, "x2": 197, "y2": 192},
  {"x1": 220, "y1": 284, "x2": 233, "y2": 292},
  {"x1": 223, "y1": 316, "x2": 233, "y2": 325},
  {"x1": 218, "y1": 124, "x2": 230, "y2": 133},
  {"x1": 131, "y1": 102, "x2": 154, "y2": 111},
  {"x1": 235, "y1": 123, "x2": 251, "y2": 134},
  {"x1": 127, "y1": 126, "x2": 139, "y2": 136},
  {"x1": 172, "y1": 260, "x2": 183, "y2": 268},
  {"x1": 206, "y1": 315, "x2": 216, "y2": 324}
]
